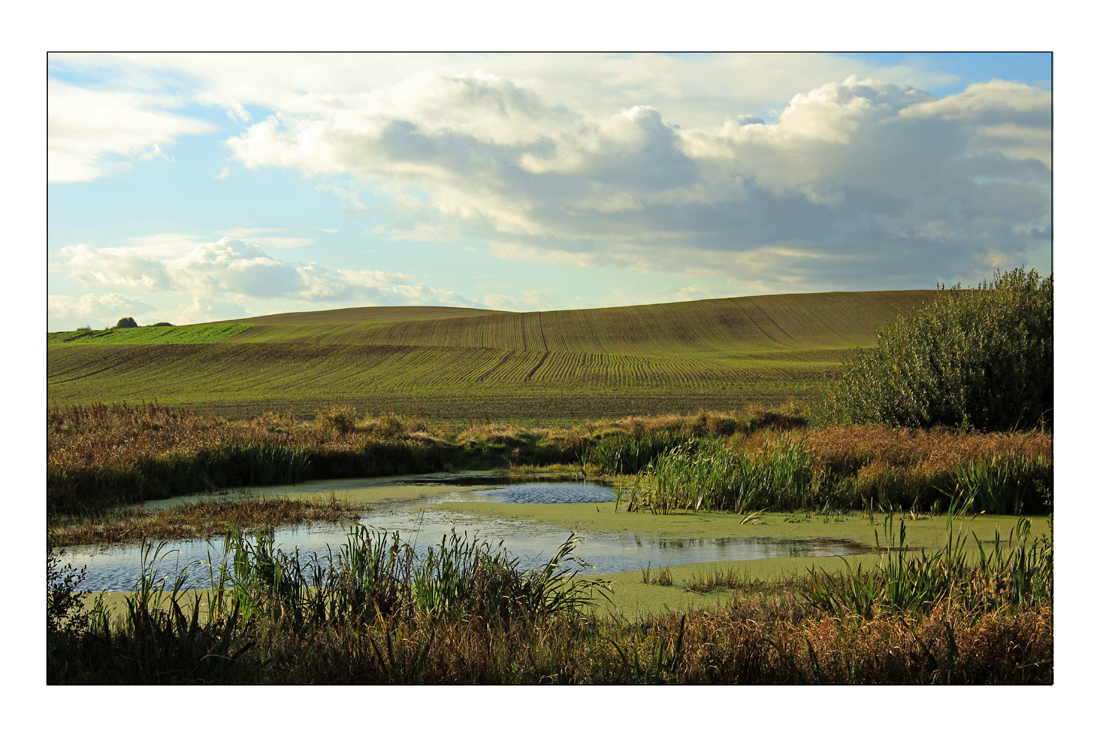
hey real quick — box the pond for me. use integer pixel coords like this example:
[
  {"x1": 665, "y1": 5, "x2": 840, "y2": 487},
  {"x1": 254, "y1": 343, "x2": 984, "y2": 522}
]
[{"x1": 61, "y1": 474, "x2": 871, "y2": 591}]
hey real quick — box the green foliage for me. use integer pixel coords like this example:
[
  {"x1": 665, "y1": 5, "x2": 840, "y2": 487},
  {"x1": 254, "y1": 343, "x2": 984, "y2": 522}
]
[
  {"x1": 47, "y1": 547, "x2": 92, "y2": 636},
  {"x1": 817, "y1": 268, "x2": 1053, "y2": 431},
  {"x1": 114, "y1": 316, "x2": 138, "y2": 329},
  {"x1": 952, "y1": 456, "x2": 1053, "y2": 515}
]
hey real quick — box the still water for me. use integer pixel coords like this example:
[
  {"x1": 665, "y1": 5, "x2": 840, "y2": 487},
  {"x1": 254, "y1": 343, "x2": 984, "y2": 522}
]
[{"x1": 61, "y1": 475, "x2": 869, "y2": 591}]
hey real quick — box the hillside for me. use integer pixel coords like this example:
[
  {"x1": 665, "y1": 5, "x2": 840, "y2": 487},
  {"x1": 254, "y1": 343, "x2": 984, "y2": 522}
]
[{"x1": 47, "y1": 291, "x2": 939, "y2": 422}]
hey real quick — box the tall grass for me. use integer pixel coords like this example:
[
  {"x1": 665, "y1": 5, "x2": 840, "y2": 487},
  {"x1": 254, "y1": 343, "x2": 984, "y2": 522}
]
[
  {"x1": 588, "y1": 430, "x2": 692, "y2": 475},
  {"x1": 205, "y1": 525, "x2": 612, "y2": 629},
  {"x1": 633, "y1": 437, "x2": 813, "y2": 514},
  {"x1": 47, "y1": 403, "x2": 1053, "y2": 517},
  {"x1": 952, "y1": 456, "x2": 1053, "y2": 515},
  {"x1": 801, "y1": 514, "x2": 1053, "y2": 620},
  {"x1": 48, "y1": 523, "x2": 1053, "y2": 684},
  {"x1": 629, "y1": 431, "x2": 1051, "y2": 516}
]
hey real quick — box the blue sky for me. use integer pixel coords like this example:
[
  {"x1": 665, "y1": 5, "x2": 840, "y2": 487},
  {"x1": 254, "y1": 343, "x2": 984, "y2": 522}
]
[{"x1": 47, "y1": 52, "x2": 1051, "y2": 330}]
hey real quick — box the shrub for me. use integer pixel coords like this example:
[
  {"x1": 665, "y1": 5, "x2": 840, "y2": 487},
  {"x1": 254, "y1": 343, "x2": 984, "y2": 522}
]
[
  {"x1": 816, "y1": 268, "x2": 1052, "y2": 431},
  {"x1": 47, "y1": 547, "x2": 92, "y2": 636},
  {"x1": 114, "y1": 316, "x2": 138, "y2": 329}
]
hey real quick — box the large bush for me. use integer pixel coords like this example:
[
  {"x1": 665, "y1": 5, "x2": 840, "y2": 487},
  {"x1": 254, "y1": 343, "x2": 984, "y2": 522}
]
[{"x1": 817, "y1": 268, "x2": 1052, "y2": 431}]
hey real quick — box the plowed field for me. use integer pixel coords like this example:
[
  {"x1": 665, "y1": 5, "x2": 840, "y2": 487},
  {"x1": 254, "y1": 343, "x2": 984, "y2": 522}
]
[{"x1": 48, "y1": 291, "x2": 939, "y2": 422}]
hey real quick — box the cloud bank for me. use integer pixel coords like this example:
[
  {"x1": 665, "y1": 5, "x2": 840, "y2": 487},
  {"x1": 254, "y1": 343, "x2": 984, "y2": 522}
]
[
  {"x1": 48, "y1": 80, "x2": 215, "y2": 183},
  {"x1": 218, "y1": 69, "x2": 1050, "y2": 288},
  {"x1": 54, "y1": 237, "x2": 479, "y2": 327}
]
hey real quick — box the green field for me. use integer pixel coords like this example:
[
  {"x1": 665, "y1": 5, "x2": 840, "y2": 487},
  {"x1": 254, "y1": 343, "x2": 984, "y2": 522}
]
[{"x1": 47, "y1": 291, "x2": 939, "y2": 422}]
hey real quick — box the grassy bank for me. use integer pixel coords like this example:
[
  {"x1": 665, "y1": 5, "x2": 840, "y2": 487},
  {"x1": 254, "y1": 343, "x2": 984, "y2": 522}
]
[
  {"x1": 47, "y1": 495, "x2": 363, "y2": 547},
  {"x1": 48, "y1": 402, "x2": 1052, "y2": 518}
]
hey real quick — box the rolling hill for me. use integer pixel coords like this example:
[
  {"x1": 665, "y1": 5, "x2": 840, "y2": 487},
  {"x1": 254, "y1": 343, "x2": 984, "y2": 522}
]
[{"x1": 47, "y1": 291, "x2": 939, "y2": 422}]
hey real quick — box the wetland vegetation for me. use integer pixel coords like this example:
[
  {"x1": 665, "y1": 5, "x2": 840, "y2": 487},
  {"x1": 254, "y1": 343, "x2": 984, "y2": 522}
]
[
  {"x1": 47, "y1": 510, "x2": 1052, "y2": 683},
  {"x1": 47, "y1": 273, "x2": 1054, "y2": 684}
]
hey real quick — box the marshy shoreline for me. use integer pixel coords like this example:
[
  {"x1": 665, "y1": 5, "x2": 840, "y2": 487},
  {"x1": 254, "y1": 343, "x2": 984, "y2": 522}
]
[{"x1": 47, "y1": 402, "x2": 1054, "y2": 684}]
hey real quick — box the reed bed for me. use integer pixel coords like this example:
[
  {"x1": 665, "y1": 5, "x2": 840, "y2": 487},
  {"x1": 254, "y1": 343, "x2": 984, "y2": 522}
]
[
  {"x1": 45, "y1": 403, "x2": 789, "y2": 515},
  {"x1": 48, "y1": 402, "x2": 1052, "y2": 517},
  {"x1": 801, "y1": 514, "x2": 1053, "y2": 619},
  {"x1": 629, "y1": 427, "x2": 1052, "y2": 515},
  {"x1": 47, "y1": 520, "x2": 1052, "y2": 684}
]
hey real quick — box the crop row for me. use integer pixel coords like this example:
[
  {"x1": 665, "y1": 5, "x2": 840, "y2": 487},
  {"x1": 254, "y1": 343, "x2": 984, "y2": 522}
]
[
  {"x1": 226, "y1": 291, "x2": 939, "y2": 356},
  {"x1": 48, "y1": 343, "x2": 831, "y2": 396}
]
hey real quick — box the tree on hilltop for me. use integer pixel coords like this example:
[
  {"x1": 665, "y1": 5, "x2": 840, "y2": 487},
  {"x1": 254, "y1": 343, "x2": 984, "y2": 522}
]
[{"x1": 114, "y1": 317, "x2": 138, "y2": 329}]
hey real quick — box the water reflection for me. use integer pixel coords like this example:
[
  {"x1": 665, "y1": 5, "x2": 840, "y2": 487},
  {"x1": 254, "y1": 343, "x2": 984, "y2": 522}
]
[
  {"x1": 61, "y1": 478, "x2": 870, "y2": 591},
  {"x1": 473, "y1": 482, "x2": 616, "y2": 504}
]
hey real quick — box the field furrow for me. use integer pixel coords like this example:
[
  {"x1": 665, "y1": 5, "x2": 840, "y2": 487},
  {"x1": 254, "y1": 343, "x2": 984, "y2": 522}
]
[{"x1": 48, "y1": 290, "x2": 938, "y2": 421}]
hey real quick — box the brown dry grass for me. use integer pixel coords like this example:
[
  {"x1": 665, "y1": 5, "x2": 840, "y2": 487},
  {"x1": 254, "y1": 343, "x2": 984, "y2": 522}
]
[
  {"x1": 801, "y1": 424, "x2": 1052, "y2": 475},
  {"x1": 47, "y1": 402, "x2": 1053, "y2": 516},
  {"x1": 185, "y1": 594, "x2": 1051, "y2": 684},
  {"x1": 48, "y1": 495, "x2": 361, "y2": 547}
]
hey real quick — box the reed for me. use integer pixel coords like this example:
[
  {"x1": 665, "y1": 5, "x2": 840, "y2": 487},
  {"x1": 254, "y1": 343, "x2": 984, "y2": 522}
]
[
  {"x1": 641, "y1": 563, "x2": 673, "y2": 586},
  {"x1": 589, "y1": 430, "x2": 692, "y2": 475},
  {"x1": 800, "y1": 514, "x2": 1053, "y2": 620},
  {"x1": 47, "y1": 403, "x2": 1053, "y2": 518},
  {"x1": 632, "y1": 436, "x2": 814, "y2": 514},
  {"x1": 48, "y1": 526, "x2": 1052, "y2": 684},
  {"x1": 952, "y1": 456, "x2": 1053, "y2": 514}
]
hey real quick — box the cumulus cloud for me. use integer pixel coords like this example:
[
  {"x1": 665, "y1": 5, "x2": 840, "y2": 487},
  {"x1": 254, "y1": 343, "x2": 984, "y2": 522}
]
[
  {"x1": 48, "y1": 55, "x2": 1051, "y2": 291},
  {"x1": 56, "y1": 237, "x2": 479, "y2": 309},
  {"x1": 213, "y1": 71, "x2": 1049, "y2": 287},
  {"x1": 48, "y1": 80, "x2": 215, "y2": 183}
]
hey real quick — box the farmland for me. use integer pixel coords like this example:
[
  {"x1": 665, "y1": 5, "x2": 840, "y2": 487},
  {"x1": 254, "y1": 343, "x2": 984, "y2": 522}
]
[{"x1": 47, "y1": 291, "x2": 939, "y2": 422}]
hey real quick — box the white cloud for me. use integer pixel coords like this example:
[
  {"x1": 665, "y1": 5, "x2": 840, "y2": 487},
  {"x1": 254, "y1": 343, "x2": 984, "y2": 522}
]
[
  {"x1": 48, "y1": 55, "x2": 1051, "y2": 291},
  {"x1": 212, "y1": 71, "x2": 1048, "y2": 287},
  {"x1": 48, "y1": 293, "x2": 152, "y2": 329},
  {"x1": 62, "y1": 244, "x2": 173, "y2": 289},
  {"x1": 161, "y1": 296, "x2": 248, "y2": 325},
  {"x1": 54, "y1": 53, "x2": 957, "y2": 135},
  {"x1": 216, "y1": 228, "x2": 316, "y2": 249},
  {"x1": 48, "y1": 80, "x2": 215, "y2": 183},
  {"x1": 55, "y1": 237, "x2": 478, "y2": 309}
]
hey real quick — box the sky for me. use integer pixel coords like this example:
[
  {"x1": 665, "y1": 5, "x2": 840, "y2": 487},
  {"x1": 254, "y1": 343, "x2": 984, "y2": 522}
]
[{"x1": 46, "y1": 52, "x2": 1052, "y2": 330}]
